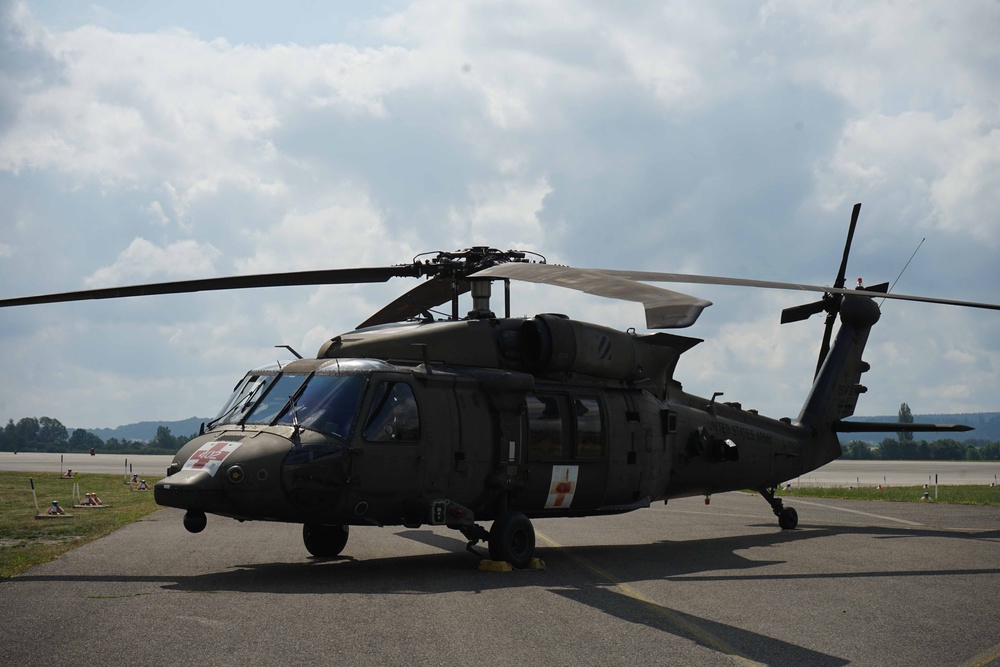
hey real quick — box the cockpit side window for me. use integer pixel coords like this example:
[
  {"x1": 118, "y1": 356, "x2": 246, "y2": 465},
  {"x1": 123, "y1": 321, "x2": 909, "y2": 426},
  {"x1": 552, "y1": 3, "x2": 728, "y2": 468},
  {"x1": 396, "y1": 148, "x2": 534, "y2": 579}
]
[{"x1": 363, "y1": 382, "x2": 420, "y2": 442}]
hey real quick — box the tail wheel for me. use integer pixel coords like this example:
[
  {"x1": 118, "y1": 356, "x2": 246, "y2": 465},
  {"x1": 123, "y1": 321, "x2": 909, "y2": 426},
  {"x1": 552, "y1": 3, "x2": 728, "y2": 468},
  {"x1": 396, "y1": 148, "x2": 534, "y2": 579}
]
[
  {"x1": 303, "y1": 523, "x2": 350, "y2": 557},
  {"x1": 778, "y1": 507, "x2": 799, "y2": 530},
  {"x1": 488, "y1": 512, "x2": 535, "y2": 568}
]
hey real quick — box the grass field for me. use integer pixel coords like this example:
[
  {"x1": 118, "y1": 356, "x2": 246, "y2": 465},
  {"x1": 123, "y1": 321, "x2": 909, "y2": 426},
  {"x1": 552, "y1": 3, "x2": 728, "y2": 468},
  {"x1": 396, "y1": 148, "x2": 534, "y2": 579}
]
[
  {"x1": 0, "y1": 471, "x2": 162, "y2": 579},
  {"x1": 778, "y1": 484, "x2": 1000, "y2": 505}
]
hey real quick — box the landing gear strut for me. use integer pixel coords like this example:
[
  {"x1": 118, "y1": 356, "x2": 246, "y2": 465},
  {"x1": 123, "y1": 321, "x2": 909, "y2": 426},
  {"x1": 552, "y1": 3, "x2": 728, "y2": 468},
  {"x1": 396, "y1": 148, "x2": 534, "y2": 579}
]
[{"x1": 759, "y1": 486, "x2": 798, "y2": 530}]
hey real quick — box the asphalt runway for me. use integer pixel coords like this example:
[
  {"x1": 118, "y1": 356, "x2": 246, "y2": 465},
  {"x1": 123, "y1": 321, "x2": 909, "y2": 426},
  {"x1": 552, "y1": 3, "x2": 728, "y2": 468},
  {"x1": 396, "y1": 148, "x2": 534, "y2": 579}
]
[{"x1": 2, "y1": 493, "x2": 999, "y2": 666}]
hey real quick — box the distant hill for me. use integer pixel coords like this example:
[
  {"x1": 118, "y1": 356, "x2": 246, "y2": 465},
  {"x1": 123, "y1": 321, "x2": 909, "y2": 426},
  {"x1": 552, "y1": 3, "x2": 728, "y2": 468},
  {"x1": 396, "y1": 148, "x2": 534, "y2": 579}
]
[
  {"x1": 83, "y1": 417, "x2": 210, "y2": 442},
  {"x1": 843, "y1": 412, "x2": 1000, "y2": 443}
]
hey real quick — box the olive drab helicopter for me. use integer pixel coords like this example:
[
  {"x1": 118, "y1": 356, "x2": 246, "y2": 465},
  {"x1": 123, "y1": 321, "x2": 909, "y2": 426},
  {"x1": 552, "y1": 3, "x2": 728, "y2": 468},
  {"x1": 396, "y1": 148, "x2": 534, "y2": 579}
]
[{"x1": 2, "y1": 203, "x2": 998, "y2": 568}]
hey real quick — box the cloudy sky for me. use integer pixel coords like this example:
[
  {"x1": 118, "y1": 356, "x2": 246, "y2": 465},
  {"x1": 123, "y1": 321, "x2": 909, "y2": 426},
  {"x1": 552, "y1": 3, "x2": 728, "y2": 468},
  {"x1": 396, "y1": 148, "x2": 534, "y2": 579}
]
[{"x1": 1, "y1": 0, "x2": 998, "y2": 430}]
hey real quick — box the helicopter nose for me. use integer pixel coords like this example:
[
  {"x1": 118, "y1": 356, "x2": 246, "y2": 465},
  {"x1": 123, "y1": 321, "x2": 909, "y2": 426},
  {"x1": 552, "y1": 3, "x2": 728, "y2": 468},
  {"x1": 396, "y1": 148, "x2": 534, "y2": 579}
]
[
  {"x1": 154, "y1": 434, "x2": 296, "y2": 520},
  {"x1": 155, "y1": 434, "x2": 352, "y2": 524},
  {"x1": 154, "y1": 466, "x2": 235, "y2": 517}
]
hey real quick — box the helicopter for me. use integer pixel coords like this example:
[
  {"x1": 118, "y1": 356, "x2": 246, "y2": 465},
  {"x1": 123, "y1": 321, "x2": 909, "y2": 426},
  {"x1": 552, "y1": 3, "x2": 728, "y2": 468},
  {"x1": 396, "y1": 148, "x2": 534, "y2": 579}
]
[{"x1": 2, "y1": 204, "x2": 998, "y2": 568}]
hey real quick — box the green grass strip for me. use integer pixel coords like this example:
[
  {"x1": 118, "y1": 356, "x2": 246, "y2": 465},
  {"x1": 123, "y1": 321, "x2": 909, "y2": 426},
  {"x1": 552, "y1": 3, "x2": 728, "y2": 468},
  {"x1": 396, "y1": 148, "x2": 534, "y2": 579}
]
[
  {"x1": 0, "y1": 471, "x2": 162, "y2": 579},
  {"x1": 778, "y1": 484, "x2": 1000, "y2": 506}
]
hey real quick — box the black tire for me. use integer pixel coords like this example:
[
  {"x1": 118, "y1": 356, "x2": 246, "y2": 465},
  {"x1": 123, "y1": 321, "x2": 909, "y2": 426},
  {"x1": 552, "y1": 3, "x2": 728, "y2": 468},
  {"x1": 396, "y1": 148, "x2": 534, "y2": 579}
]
[
  {"x1": 303, "y1": 523, "x2": 350, "y2": 557},
  {"x1": 778, "y1": 507, "x2": 798, "y2": 530},
  {"x1": 488, "y1": 512, "x2": 535, "y2": 568}
]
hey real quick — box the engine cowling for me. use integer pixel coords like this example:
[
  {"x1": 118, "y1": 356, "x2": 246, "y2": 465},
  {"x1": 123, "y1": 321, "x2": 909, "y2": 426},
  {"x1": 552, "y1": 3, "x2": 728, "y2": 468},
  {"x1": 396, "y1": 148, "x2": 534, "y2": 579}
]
[{"x1": 516, "y1": 313, "x2": 639, "y2": 380}]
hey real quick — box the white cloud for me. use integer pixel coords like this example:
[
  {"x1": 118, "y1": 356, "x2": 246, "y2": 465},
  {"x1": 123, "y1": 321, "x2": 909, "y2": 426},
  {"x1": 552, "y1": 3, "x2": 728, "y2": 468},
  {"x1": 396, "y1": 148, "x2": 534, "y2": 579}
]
[
  {"x1": 234, "y1": 187, "x2": 411, "y2": 273},
  {"x1": 447, "y1": 174, "x2": 552, "y2": 248},
  {"x1": 815, "y1": 107, "x2": 1000, "y2": 244},
  {"x1": 84, "y1": 238, "x2": 223, "y2": 286}
]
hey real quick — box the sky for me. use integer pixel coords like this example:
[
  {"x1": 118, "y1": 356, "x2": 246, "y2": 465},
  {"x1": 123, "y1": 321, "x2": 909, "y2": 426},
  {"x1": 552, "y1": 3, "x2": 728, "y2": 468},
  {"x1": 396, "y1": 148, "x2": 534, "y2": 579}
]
[{"x1": 1, "y1": 0, "x2": 998, "y2": 430}]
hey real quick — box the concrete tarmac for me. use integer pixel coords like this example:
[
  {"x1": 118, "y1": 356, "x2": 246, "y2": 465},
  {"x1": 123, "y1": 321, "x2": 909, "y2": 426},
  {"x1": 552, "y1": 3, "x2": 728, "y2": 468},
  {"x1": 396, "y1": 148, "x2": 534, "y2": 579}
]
[{"x1": 2, "y1": 492, "x2": 999, "y2": 666}]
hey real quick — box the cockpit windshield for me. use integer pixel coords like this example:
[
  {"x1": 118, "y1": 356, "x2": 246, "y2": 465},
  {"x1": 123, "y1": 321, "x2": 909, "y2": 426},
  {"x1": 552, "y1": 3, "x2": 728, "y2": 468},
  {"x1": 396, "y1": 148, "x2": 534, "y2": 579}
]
[
  {"x1": 211, "y1": 371, "x2": 366, "y2": 440},
  {"x1": 211, "y1": 372, "x2": 277, "y2": 426}
]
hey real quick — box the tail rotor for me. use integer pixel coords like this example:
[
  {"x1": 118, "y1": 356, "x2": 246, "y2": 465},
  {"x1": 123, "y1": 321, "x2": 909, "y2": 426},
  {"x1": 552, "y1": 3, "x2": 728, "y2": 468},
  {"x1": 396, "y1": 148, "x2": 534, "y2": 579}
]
[{"x1": 780, "y1": 203, "x2": 862, "y2": 377}]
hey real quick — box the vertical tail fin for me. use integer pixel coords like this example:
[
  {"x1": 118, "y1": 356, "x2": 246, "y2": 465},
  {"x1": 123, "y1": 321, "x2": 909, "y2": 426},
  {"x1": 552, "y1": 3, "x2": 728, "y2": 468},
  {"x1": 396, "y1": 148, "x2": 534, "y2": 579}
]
[{"x1": 796, "y1": 295, "x2": 881, "y2": 467}]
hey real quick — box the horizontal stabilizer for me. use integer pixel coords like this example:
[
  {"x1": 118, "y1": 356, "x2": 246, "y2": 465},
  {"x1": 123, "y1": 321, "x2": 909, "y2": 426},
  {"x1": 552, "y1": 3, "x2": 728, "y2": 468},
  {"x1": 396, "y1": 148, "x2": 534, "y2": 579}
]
[{"x1": 833, "y1": 421, "x2": 973, "y2": 433}]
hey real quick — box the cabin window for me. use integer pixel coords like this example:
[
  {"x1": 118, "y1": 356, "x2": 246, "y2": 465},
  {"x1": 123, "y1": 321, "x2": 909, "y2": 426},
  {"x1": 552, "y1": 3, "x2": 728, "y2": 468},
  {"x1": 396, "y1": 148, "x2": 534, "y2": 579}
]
[
  {"x1": 574, "y1": 398, "x2": 604, "y2": 457},
  {"x1": 526, "y1": 394, "x2": 565, "y2": 460},
  {"x1": 363, "y1": 382, "x2": 420, "y2": 442},
  {"x1": 526, "y1": 393, "x2": 604, "y2": 460}
]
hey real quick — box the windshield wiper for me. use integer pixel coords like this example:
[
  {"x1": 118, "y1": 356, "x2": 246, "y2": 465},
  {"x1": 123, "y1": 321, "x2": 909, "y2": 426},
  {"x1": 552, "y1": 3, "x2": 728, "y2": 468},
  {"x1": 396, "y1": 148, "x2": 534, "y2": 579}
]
[
  {"x1": 270, "y1": 373, "x2": 314, "y2": 433},
  {"x1": 235, "y1": 382, "x2": 268, "y2": 427},
  {"x1": 207, "y1": 382, "x2": 264, "y2": 429}
]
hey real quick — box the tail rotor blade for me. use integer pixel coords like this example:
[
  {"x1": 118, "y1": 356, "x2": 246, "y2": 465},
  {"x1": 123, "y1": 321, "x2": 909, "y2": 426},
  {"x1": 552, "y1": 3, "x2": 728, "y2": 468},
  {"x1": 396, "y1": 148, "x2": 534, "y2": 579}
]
[
  {"x1": 780, "y1": 299, "x2": 828, "y2": 324},
  {"x1": 815, "y1": 203, "x2": 862, "y2": 376},
  {"x1": 834, "y1": 203, "x2": 862, "y2": 290}
]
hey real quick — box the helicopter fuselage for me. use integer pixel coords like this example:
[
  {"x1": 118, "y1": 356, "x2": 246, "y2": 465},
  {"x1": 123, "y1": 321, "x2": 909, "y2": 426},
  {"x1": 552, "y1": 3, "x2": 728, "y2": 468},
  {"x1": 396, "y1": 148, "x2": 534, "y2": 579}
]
[{"x1": 154, "y1": 309, "x2": 856, "y2": 540}]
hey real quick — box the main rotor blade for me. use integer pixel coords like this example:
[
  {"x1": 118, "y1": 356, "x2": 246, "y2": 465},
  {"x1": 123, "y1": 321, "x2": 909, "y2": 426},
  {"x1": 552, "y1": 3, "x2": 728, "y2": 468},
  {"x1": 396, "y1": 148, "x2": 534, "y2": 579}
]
[
  {"x1": 596, "y1": 269, "x2": 1000, "y2": 313},
  {"x1": 357, "y1": 277, "x2": 470, "y2": 329},
  {"x1": 471, "y1": 263, "x2": 712, "y2": 329},
  {"x1": 0, "y1": 266, "x2": 421, "y2": 309}
]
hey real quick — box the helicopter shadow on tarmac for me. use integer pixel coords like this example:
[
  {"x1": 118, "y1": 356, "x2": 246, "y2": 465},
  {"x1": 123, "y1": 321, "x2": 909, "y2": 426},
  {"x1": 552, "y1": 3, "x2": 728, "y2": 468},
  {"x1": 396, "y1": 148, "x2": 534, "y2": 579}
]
[
  {"x1": 150, "y1": 525, "x2": 859, "y2": 665},
  {"x1": 163, "y1": 518, "x2": 1000, "y2": 598},
  {"x1": 154, "y1": 521, "x2": 811, "y2": 595}
]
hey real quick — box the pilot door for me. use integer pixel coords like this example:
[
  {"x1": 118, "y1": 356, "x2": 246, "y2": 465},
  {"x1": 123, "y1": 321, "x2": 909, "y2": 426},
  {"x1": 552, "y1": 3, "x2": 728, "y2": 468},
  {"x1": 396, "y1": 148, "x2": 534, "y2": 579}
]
[
  {"x1": 512, "y1": 391, "x2": 608, "y2": 514},
  {"x1": 348, "y1": 377, "x2": 425, "y2": 522}
]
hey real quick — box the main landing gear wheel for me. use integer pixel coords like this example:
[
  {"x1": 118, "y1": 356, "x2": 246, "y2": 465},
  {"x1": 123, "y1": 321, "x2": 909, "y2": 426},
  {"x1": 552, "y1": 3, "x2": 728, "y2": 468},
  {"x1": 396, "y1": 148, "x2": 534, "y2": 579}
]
[
  {"x1": 488, "y1": 511, "x2": 535, "y2": 569},
  {"x1": 303, "y1": 523, "x2": 350, "y2": 557}
]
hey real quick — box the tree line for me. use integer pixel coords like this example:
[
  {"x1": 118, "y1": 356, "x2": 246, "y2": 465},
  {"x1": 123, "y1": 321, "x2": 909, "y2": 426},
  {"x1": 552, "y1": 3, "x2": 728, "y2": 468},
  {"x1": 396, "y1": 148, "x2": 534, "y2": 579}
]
[
  {"x1": 839, "y1": 402, "x2": 1000, "y2": 461},
  {"x1": 840, "y1": 437, "x2": 1000, "y2": 461},
  {"x1": 1, "y1": 417, "x2": 196, "y2": 455}
]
